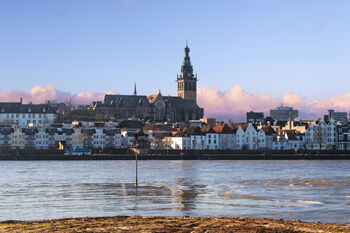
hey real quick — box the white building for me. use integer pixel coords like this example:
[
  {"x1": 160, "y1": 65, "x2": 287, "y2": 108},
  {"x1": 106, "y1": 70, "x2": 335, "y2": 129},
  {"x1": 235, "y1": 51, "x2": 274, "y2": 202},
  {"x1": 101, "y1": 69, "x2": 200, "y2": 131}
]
[
  {"x1": 0, "y1": 101, "x2": 57, "y2": 127},
  {"x1": 34, "y1": 128, "x2": 50, "y2": 150},
  {"x1": 213, "y1": 123, "x2": 235, "y2": 150},
  {"x1": 257, "y1": 130, "x2": 267, "y2": 149},
  {"x1": 166, "y1": 133, "x2": 191, "y2": 150},
  {"x1": 92, "y1": 129, "x2": 107, "y2": 149},
  {"x1": 304, "y1": 119, "x2": 337, "y2": 150}
]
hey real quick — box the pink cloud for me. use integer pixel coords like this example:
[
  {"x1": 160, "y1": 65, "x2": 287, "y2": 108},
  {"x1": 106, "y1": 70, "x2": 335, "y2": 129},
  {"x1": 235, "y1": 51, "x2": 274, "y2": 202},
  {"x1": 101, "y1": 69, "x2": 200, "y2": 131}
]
[
  {"x1": 0, "y1": 85, "x2": 108, "y2": 106},
  {"x1": 198, "y1": 85, "x2": 350, "y2": 121},
  {"x1": 1, "y1": 84, "x2": 349, "y2": 121}
]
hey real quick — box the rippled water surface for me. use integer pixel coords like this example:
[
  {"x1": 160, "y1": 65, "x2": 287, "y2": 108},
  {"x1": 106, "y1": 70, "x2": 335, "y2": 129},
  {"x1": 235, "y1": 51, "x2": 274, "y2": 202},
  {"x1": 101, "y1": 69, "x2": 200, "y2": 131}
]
[{"x1": 0, "y1": 160, "x2": 349, "y2": 223}]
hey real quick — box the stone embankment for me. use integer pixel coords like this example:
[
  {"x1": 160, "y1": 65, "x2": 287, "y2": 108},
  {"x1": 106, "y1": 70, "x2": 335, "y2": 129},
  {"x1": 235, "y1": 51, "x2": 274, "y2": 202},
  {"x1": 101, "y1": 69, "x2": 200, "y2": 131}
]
[
  {"x1": 0, "y1": 216, "x2": 349, "y2": 233},
  {"x1": 0, "y1": 152, "x2": 350, "y2": 160}
]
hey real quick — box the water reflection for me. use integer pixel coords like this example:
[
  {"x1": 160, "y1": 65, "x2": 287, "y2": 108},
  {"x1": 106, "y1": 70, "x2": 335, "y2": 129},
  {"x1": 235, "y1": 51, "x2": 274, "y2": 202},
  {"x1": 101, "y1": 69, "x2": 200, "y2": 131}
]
[{"x1": 0, "y1": 160, "x2": 349, "y2": 223}]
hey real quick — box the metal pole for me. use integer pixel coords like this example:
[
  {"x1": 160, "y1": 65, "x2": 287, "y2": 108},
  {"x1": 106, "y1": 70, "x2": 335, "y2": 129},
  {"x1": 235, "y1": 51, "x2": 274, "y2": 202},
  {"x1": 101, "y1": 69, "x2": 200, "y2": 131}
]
[{"x1": 135, "y1": 139, "x2": 138, "y2": 187}]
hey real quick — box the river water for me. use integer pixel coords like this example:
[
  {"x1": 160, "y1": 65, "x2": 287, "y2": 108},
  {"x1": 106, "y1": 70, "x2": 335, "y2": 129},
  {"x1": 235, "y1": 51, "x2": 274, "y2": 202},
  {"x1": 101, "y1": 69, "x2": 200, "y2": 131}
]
[{"x1": 0, "y1": 160, "x2": 349, "y2": 223}]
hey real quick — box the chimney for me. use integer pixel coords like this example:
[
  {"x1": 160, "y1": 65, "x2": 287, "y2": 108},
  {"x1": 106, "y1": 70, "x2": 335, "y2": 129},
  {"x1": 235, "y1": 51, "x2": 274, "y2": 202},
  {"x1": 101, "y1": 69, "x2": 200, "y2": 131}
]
[{"x1": 20, "y1": 97, "x2": 22, "y2": 104}]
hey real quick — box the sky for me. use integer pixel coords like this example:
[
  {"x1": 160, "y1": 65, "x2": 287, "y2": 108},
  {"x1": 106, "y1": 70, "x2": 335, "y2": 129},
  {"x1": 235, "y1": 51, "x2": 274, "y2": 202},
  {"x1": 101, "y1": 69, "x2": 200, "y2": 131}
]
[{"x1": 1, "y1": 0, "x2": 350, "y2": 120}]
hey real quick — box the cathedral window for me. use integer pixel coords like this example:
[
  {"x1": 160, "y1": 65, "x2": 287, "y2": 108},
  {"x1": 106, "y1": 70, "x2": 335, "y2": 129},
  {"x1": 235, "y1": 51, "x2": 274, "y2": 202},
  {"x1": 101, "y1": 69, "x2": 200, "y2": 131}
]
[{"x1": 185, "y1": 82, "x2": 188, "y2": 90}]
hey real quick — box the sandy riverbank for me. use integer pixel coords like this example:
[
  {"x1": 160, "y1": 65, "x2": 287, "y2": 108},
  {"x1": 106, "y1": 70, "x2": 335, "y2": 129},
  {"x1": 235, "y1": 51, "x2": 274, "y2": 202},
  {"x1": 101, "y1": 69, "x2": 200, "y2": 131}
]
[{"x1": 0, "y1": 216, "x2": 349, "y2": 233}]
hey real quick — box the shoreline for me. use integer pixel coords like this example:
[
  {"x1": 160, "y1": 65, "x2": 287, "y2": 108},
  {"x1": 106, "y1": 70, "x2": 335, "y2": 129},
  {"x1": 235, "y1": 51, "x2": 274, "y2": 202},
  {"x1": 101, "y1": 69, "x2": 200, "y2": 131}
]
[
  {"x1": 0, "y1": 216, "x2": 349, "y2": 232},
  {"x1": 1, "y1": 153, "x2": 350, "y2": 160}
]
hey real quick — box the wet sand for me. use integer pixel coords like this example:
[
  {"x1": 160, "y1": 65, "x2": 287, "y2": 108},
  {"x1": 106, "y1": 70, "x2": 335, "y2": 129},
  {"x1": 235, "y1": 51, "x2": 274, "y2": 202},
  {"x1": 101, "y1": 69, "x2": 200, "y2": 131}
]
[{"x1": 0, "y1": 216, "x2": 349, "y2": 233}]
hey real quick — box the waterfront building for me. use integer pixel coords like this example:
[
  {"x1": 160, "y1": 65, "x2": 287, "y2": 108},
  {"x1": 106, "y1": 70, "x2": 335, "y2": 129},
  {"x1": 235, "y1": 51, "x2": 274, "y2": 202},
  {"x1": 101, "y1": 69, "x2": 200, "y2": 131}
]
[
  {"x1": 257, "y1": 129, "x2": 267, "y2": 149},
  {"x1": 274, "y1": 130, "x2": 301, "y2": 150},
  {"x1": 303, "y1": 119, "x2": 337, "y2": 150},
  {"x1": 270, "y1": 105, "x2": 298, "y2": 121},
  {"x1": 0, "y1": 127, "x2": 14, "y2": 152},
  {"x1": 71, "y1": 129, "x2": 84, "y2": 148},
  {"x1": 10, "y1": 128, "x2": 26, "y2": 150},
  {"x1": 260, "y1": 125, "x2": 276, "y2": 150},
  {"x1": 185, "y1": 126, "x2": 206, "y2": 150},
  {"x1": 235, "y1": 123, "x2": 258, "y2": 150},
  {"x1": 165, "y1": 131, "x2": 191, "y2": 150},
  {"x1": 0, "y1": 100, "x2": 57, "y2": 127},
  {"x1": 201, "y1": 125, "x2": 219, "y2": 150},
  {"x1": 34, "y1": 128, "x2": 50, "y2": 150},
  {"x1": 246, "y1": 111, "x2": 264, "y2": 124},
  {"x1": 213, "y1": 123, "x2": 235, "y2": 150},
  {"x1": 337, "y1": 125, "x2": 350, "y2": 150},
  {"x1": 46, "y1": 127, "x2": 74, "y2": 150},
  {"x1": 23, "y1": 127, "x2": 37, "y2": 150},
  {"x1": 92, "y1": 129, "x2": 107, "y2": 149},
  {"x1": 90, "y1": 45, "x2": 204, "y2": 122},
  {"x1": 102, "y1": 128, "x2": 122, "y2": 149},
  {"x1": 326, "y1": 109, "x2": 347, "y2": 125},
  {"x1": 282, "y1": 120, "x2": 307, "y2": 133}
]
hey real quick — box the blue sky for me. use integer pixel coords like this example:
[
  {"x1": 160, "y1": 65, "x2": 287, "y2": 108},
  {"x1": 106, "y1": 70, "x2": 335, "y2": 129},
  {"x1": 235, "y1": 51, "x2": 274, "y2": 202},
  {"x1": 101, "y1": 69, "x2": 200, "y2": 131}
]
[{"x1": 1, "y1": 0, "x2": 350, "y2": 100}]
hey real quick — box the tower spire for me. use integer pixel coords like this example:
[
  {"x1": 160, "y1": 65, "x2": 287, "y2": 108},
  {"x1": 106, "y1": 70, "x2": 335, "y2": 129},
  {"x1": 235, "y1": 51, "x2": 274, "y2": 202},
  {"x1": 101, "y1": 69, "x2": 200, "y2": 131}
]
[
  {"x1": 177, "y1": 44, "x2": 197, "y2": 103},
  {"x1": 133, "y1": 82, "x2": 137, "y2": 96}
]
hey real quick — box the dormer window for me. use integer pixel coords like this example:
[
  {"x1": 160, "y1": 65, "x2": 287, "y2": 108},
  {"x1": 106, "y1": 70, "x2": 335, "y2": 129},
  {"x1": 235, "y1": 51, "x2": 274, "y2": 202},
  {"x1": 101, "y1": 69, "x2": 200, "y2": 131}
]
[
  {"x1": 1, "y1": 109, "x2": 4, "y2": 113},
  {"x1": 28, "y1": 108, "x2": 31, "y2": 113},
  {"x1": 43, "y1": 108, "x2": 46, "y2": 113}
]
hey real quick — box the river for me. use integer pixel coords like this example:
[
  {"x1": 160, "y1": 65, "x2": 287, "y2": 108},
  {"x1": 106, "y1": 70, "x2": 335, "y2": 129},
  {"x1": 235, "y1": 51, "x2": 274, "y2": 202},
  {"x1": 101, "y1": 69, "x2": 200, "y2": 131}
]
[{"x1": 0, "y1": 160, "x2": 349, "y2": 223}]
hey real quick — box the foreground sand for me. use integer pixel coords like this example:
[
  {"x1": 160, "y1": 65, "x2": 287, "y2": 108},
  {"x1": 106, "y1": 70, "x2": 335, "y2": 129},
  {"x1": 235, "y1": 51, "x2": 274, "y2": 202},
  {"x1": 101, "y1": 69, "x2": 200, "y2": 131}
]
[{"x1": 0, "y1": 216, "x2": 349, "y2": 233}]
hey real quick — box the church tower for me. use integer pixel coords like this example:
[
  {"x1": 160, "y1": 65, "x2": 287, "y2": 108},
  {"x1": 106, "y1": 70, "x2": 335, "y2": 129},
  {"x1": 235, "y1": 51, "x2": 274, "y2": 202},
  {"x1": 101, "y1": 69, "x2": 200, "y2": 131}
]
[{"x1": 177, "y1": 44, "x2": 197, "y2": 103}]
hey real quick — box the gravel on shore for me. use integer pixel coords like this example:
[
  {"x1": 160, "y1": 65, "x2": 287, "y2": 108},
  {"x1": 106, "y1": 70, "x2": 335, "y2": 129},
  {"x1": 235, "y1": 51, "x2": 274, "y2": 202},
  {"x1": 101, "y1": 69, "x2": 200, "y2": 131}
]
[{"x1": 0, "y1": 216, "x2": 349, "y2": 233}]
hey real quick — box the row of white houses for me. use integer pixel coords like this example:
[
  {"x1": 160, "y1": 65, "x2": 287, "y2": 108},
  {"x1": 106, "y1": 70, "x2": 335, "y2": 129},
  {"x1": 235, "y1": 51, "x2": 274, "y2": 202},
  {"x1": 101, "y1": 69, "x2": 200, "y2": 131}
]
[
  {"x1": 0, "y1": 118, "x2": 348, "y2": 151},
  {"x1": 165, "y1": 119, "x2": 344, "y2": 150},
  {"x1": 0, "y1": 127, "x2": 132, "y2": 150}
]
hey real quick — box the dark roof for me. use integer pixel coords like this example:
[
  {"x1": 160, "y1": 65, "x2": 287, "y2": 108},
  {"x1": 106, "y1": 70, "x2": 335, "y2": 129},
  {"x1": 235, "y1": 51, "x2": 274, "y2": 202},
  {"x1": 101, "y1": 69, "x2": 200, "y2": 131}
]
[
  {"x1": 184, "y1": 126, "x2": 204, "y2": 135},
  {"x1": 22, "y1": 128, "x2": 38, "y2": 135},
  {"x1": 260, "y1": 125, "x2": 276, "y2": 135},
  {"x1": 46, "y1": 128, "x2": 74, "y2": 135},
  {"x1": 286, "y1": 132, "x2": 298, "y2": 141},
  {"x1": 0, "y1": 127, "x2": 14, "y2": 135},
  {"x1": 213, "y1": 123, "x2": 233, "y2": 134},
  {"x1": 103, "y1": 128, "x2": 121, "y2": 135},
  {"x1": 104, "y1": 95, "x2": 151, "y2": 108},
  {"x1": 200, "y1": 125, "x2": 216, "y2": 133},
  {"x1": 102, "y1": 94, "x2": 202, "y2": 110},
  {"x1": 119, "y1": 120, "x2": 144, "y2": 129},
  {"x1": 81, "y1": 128, "x2": 96, "y2": 135},
  {"x1": 0, "y1": 102, "x2": 56, "y2": 114}
]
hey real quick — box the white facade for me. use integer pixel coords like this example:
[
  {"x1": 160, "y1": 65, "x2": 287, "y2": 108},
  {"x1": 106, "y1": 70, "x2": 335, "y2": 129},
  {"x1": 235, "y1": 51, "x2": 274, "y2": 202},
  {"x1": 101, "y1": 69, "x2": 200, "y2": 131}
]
[
  {"x1": 0, "y1": 113, "x2": 56, "y2": 128},
  {"x1": 168, "y1": 136, "x2": 191, "y2": 150},
  {"x1": 205, "y1": 132, "x2": 219, "y2": 150},
  {"x1": 10, "y1": 128, "x2": 25, "y2": 149},
  {"x1": 218, "y1": 133, "x2": 235, "y2": 150},
  {"x1": 34, "y1": 128, "x2": 50, "y2": 150},
  {"x1": 92, "y1": 129, "x2": 107, "y2": 149},
  {"x1": 257, "y1": 130, "x2": 267, "y2": 149},
  {"x1": 190, "y1": 135, "x2": 206, "y2": 150},
  {"x1": 235, "y1": 127, "x2": 245, "y2": 149},
  {"x1": 244, "y1": 124, "x2": 258, "y2": 150},
  {"x1": 114, "y1": 133, "x2": 123, "y2": 148},
  {"x1": 304, "y1": 119, "x2": 337, "y2": 150}
]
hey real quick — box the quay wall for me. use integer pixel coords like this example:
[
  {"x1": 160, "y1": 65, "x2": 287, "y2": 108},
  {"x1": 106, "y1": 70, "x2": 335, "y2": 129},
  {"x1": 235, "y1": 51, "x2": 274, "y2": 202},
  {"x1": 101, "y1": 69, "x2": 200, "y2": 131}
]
[{"x1": 0, "y1": 151, "x2": 350, "y2": 160}]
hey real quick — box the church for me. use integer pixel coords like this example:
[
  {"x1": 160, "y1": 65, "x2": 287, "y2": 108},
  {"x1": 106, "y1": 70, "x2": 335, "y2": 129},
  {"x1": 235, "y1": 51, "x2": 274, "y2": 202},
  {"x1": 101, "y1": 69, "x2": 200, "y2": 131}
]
[{"x1": 91, "y1": 45, "x2": 204, "y2": 122}]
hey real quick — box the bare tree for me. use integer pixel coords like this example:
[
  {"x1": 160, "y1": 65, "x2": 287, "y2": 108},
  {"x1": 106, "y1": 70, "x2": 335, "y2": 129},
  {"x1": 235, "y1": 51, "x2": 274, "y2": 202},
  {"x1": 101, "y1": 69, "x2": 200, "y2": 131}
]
[
  {"x1": 314, "y1": 123, "x2": 325, "y2": 150},
  {"x1": 65, "y1": 98, "x2": 74, "y2": 123}
]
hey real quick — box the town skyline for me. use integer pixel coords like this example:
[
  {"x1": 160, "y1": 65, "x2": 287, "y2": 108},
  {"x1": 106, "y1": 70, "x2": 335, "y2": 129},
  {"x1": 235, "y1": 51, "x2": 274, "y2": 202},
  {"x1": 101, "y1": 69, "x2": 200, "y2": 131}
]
[{"x1": 1, "y1": 1, "x2": 350, "y2": 120}]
